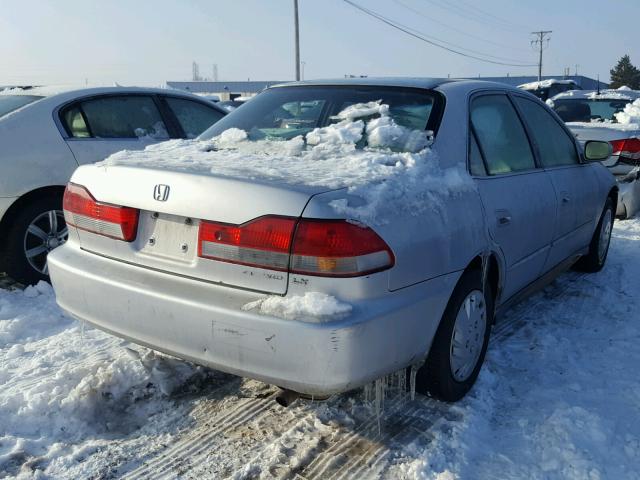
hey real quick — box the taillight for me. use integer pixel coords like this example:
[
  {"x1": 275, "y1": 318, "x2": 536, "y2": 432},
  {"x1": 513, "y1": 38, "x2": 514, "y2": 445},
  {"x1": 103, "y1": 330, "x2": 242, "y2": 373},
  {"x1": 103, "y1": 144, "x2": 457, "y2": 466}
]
[
  {"x1": 198, "y1": 216, "x2": 296, "y2": 271},
  {"x1": 63, "y1": 183, "x2": 139, "y2": 242},
  {"x1": 610, "y1": 138, "x2": 640, "y2": 161},
  {"x1": 290, "y1": 219, "x2": 394, "y2": 277},
  {"x1": 198, "y1": 216, "x2": 394, "y2": 277}
]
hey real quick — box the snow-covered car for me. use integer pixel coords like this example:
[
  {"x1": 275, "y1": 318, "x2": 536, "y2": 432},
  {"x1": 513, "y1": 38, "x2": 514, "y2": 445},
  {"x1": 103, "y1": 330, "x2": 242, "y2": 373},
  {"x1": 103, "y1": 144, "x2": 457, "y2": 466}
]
[
  {"x1": 48, "y1": 78, "x2": 616, "y2": 403},
  {"x1": 518, "y1": 79, "x2": 582, "y2": 101},
  {"x1": 0, "y1": 86, "x2": 226, "y2": 285},
  {"x1": 551, "y1": 88, "x2": 640, "y2": 218}
]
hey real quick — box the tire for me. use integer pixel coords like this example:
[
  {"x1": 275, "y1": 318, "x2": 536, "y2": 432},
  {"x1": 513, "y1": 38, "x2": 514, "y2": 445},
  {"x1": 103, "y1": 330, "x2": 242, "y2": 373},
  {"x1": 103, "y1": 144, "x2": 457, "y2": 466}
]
[
  {"x1": 574, "y1": 197, "x2": 614, "y2": 273},
  {"x1": 2, "y1": 195, "x2": 68, "y2": 285},
  {"x1": 415, "y1": 270, "x2": 493, "y2": 402}
]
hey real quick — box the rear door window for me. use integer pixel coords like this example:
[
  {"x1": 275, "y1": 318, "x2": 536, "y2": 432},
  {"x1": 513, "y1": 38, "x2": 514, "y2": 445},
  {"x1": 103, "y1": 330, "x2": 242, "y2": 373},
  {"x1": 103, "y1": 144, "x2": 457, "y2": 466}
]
[
  {"x1": 470, "y1": 94, "x2": 536, "y2": 175},
  {"x1": 469, "y1": 129, "x2": 487, "y2": 176},
  {"x1": 164, "y1": 97, "x2": 225, "y2": 138},
  {"x1": 62, "y1": 106, "x2": 90, "y2": 138},
  {"x1": 68, "y1": 95, "x2": 169, "y2": 139},
  {"x1": 514, "y1": 96, "x2": 580, "y2": 168}
]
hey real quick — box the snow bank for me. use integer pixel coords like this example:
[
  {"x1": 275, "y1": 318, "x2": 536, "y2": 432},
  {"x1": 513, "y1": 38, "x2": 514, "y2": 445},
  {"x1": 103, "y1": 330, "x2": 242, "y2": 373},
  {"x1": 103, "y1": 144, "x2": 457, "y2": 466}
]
[
  {"x1": 100, "y1": 101, "x2": 473, "y2": 225},
  {"x1": 242, "y1": 292, "x2": 352, "y2": 322},
  {"x1": 0, "y1": 282, "x2": 207, "y2": 477}
]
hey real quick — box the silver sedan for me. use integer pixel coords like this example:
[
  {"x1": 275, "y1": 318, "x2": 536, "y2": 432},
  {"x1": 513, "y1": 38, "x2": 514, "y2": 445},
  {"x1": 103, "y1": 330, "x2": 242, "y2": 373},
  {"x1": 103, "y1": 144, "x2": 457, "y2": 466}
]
[{"x1": 49, "y1": 78, "x2": 616, "y2": 402}]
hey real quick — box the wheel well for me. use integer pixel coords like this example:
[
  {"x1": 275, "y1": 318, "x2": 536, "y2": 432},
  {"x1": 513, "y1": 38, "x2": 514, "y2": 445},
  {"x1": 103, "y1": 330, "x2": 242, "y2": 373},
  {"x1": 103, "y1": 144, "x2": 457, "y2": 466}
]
[
  {"x1": 464, "y1": 253, "x2": 500, "y2": 302},
  {"x1": 0, "y1": 186, "x2": 66, "y2": 250}
]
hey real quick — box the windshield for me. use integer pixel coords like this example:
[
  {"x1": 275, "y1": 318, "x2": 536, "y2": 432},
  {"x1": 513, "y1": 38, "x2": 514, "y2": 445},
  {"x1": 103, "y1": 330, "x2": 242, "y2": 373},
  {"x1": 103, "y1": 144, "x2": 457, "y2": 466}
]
[
  {"x1": 200, "y1": 85, "x2": 439, "y2": 149},
  {"x1": 0, "y1": 95, "x2": 43, "y2": 118},
  {"x1": 553, "y1": 98, "x2": 631, "y2": 123}
]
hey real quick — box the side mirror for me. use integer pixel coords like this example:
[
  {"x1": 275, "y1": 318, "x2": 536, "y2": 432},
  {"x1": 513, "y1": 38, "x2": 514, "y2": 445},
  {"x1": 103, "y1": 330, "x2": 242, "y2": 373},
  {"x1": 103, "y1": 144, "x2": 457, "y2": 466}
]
[{"x1": 584, "y1": 140, "x2": 612, "y2": 162}]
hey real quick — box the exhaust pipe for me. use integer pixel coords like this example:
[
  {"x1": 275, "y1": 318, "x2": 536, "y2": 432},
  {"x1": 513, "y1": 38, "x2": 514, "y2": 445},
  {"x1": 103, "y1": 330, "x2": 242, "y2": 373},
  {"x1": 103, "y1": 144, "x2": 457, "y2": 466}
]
[{"x1": 275, "y1": 388, "x2": 300, "y2": 407}]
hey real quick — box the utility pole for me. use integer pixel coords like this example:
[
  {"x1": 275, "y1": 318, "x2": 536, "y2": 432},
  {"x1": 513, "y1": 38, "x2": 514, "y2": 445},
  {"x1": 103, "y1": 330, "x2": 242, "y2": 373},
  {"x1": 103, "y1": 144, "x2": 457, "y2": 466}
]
[
  {"x1": 294, "y1": 0, "x2": 300, "y2": 81},
  {"x1": 531, "y1": 30, "x2": 552, "y2": 81}
]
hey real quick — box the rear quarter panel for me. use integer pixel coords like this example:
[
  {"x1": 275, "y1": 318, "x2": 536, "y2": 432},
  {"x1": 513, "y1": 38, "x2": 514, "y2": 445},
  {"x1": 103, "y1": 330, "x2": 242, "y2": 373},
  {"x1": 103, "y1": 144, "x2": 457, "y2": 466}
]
[{"x1": 0, "y1": 101, "x2": 78, "y2": 197}]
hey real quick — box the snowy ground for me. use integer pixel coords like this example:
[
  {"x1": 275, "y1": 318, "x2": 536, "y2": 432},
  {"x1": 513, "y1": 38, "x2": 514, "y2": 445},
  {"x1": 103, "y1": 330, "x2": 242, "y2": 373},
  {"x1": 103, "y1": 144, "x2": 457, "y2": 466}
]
[{"x1": 1, "y1": 219, "x2": 640, "y2": 479}]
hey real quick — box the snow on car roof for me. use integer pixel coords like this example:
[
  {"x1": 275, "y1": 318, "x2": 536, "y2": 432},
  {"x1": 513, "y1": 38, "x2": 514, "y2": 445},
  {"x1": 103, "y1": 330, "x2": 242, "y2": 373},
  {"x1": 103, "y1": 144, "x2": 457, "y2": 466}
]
[
  {"x1": 0, "y1": 84, "x2": 192, "y2": 100},
  {"x1": 518, "y1": 78, "x2": 578, "y2": 90},
  {"x1": 552, "y1": 89, "x2": 640, "y2": 101}
]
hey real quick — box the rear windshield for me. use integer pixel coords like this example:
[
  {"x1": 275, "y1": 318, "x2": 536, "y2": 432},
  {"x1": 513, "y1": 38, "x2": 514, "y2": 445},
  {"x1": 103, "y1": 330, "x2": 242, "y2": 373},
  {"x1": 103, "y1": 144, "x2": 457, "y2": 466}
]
[
  {"x1": 553, "y1": 98, "x2": 631, "y2": 123},
  {"x1": 0, "y1": 95, "x2": 43, "y2": 118},
  {"x1": 200, "y1": 85, "x2": 440, "y2": 148}
]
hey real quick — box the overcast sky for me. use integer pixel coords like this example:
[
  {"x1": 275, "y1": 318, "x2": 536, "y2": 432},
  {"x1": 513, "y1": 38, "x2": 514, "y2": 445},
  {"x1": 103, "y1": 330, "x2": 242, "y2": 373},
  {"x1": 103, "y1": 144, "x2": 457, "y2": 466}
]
[{"x1": 1, "y1": 0, "x2": 638, "y2": 86}]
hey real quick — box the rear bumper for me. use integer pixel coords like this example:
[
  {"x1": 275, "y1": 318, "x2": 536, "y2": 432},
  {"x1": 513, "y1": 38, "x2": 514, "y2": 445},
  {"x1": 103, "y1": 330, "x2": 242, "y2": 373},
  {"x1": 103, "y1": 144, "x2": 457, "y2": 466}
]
[{"x1": 48, "y1": 243, "x2": 458, "y2": 395}]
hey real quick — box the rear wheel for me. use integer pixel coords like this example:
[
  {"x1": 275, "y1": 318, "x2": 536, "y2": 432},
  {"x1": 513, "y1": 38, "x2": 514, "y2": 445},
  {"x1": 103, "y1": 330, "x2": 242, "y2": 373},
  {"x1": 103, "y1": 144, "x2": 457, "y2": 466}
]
[
  {"x1": 2, "y1": 195, "x2": 68, "y2": 285},
  {"x1": 574, "y1": 197, "x2": 614, "y2": 273},
  {"x1": 415, "y1": 270, "x2": 493, "y2": 402}
]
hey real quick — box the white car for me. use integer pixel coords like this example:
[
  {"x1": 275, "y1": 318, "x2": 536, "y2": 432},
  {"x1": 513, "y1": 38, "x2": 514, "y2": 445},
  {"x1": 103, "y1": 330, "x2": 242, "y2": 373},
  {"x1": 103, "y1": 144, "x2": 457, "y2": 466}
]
[
  {"x1": 551, "y1": 89, "x2": 640, "y2": 218},
  {"x1": 0, "y1": 86, "x2": 226, "y2": 284}
]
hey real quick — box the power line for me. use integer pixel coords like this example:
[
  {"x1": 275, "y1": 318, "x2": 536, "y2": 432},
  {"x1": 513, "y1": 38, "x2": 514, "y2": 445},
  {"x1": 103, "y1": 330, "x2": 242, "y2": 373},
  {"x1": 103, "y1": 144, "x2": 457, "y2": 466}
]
[
  {"x1": 392, "y1": 0, "x2": 531, "y2": 55},
  {"x1": 446, "y1": 0, "x2": 532, "y2": 31},
  {"x1": 342, "y1": 0, "x2": 536, "y2": 67},
  {"x1": 423, "y1": 0, "x2": 530, "y2": 33}
]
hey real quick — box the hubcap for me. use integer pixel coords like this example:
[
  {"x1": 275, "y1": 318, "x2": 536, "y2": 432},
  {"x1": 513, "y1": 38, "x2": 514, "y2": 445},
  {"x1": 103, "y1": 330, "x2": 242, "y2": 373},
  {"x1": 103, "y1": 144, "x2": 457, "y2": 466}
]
[
  {"x1": 598, "y1": 209, "x2": 613, "y2": 263},
  {"x1": 23, "y1": 210, "x2": 68, "y2": 275},
  {"x1": 450, "y1": 289, "x2": 487, "y2": 382}
]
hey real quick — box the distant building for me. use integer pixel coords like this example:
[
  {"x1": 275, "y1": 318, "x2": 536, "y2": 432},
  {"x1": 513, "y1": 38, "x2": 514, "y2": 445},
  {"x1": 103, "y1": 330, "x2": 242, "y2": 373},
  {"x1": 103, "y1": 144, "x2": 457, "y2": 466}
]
[
  {"x1": 166, "y1": 81, "x2": 286, "y2": 100},
  {"x1": 463, "y1": 75, "x2": 608, "y2": 90}
]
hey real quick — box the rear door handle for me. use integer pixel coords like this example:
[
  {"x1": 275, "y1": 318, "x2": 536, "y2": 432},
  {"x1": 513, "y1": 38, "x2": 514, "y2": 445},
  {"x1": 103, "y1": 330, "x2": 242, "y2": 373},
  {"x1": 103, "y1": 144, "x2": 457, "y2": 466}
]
[
  {"x1": 496, "y1": 209, "x2": 512, "y2": 227},
  {"x1": 561, "y1": 191, "x2": 571, "y2": 204}
]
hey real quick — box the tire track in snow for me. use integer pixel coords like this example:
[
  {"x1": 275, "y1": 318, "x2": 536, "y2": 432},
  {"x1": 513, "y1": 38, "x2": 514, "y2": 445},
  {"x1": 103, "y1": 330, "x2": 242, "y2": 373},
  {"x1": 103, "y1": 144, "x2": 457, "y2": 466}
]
[{"x1": 123, "y1": 393, "x2": 276, "y2": 479}]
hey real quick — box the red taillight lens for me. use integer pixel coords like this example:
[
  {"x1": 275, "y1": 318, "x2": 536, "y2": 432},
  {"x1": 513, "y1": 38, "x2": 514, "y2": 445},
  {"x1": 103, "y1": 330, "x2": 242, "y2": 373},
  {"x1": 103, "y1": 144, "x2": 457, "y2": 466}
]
[
  {"x1": 63, "y1": 183, "x2": 139, "y2": 242},
  {"x1": 198, "y1": 216, "x2": 296, "y2": 271},
  {"x1": 610, "y1": 138, "x2": 640, "y2": 161},
  {"x1": 291, "y1": 219, "x2": 394, "y2": 277},
  {"x1": 197, "y1": 216, "x2": 394, "y2": 277}
]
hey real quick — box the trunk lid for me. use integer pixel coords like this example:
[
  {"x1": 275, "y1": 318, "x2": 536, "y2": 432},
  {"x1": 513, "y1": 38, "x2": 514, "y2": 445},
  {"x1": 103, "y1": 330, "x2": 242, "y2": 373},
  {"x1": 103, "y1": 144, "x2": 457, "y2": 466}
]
[{"x1": 69, "y1": 164, "x2": 328, "y2": 294}]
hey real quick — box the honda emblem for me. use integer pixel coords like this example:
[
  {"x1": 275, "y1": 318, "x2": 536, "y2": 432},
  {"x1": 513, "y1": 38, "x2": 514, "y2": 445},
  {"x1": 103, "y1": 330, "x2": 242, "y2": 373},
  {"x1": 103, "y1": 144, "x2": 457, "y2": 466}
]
[{"x1": 153, "y1": 184, "x2": 170, "y2": 202}]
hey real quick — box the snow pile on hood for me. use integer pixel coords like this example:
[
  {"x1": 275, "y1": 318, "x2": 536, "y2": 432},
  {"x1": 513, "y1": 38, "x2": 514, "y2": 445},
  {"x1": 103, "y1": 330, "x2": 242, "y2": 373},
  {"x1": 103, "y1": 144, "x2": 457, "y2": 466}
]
[
  {"x1": 242, "y1": 292, "x2": 352, "y2": 322},
  {"x1": 100, "y1": 101, "x2": 473, "y2": 225},
  {"x1": 615, "y1": 98, "x2": 640, "y2": 126}
]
